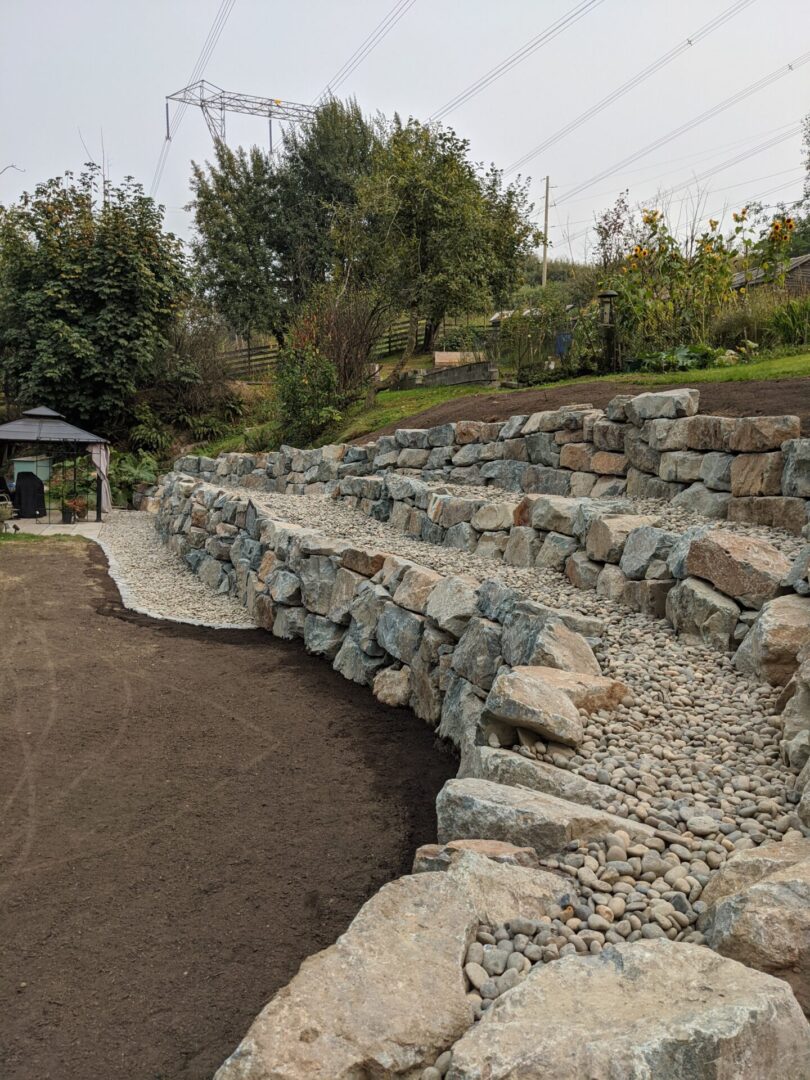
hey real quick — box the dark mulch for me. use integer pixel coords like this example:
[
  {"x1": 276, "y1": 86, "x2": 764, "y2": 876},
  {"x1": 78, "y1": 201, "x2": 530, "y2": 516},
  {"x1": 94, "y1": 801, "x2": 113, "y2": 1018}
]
[
  {"x1": 0, "y1": 541, "x2": 455, "y2": 1080},
  {"x1": 357, "y1": 376, "x2": 810, "y2": 441}
]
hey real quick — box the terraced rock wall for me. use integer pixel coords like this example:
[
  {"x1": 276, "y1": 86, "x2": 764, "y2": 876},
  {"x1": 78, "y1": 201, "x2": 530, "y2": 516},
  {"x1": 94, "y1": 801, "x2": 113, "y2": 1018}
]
[
  {"x1": 149, "y1": 393, "x2": 810, "y2": 1078},
  {"x1": 166, "y1": 387, "x2": 810, "y2": 534}
]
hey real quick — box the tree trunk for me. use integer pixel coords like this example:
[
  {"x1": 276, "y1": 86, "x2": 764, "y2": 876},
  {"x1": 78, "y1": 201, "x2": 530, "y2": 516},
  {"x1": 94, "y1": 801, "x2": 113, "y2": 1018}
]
[{"x1": 380, "y1": 302, "x2": 419, "y2": 389}]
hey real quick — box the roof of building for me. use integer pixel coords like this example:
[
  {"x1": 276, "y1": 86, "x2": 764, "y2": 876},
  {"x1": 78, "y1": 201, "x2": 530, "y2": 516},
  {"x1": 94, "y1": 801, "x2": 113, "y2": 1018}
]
[
  {"x1": 731, "y1": 252, "x2": 810, "y2": 290},
  {"x1": 0, "y1": 406, "x2": 108, "y2": 444}
]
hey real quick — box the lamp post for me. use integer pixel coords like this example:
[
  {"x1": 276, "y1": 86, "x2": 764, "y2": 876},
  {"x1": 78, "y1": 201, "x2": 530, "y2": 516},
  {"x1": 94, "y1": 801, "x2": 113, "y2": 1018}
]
[{"x1": 598, "y1": 289, "x2": 618, "y2": 373}]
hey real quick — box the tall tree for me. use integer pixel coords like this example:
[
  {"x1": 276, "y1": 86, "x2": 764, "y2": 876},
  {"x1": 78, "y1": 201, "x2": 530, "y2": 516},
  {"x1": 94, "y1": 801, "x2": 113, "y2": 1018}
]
[
  {"x1": 0, "y1": 166, "x2": 185, "y2": 433},
  {"x1": 190, "y1": 98, "x2": 380, "y2": 342},
  {"x1": 347, "y1": 118, "x2": 539, "y2": 362}
]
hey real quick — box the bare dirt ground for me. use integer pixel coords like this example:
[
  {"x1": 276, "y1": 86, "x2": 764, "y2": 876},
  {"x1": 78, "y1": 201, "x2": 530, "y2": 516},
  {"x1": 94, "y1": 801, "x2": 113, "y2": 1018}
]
[
  {"x1": 358, "y1": 376, "x2": 810, "y2": 441},
  {"x1": 0, "y1": 540, "x2": 455, "y2": 1080}
]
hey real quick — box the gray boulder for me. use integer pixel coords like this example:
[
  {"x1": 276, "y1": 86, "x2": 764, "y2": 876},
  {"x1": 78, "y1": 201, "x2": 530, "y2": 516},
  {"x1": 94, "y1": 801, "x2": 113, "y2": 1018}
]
[
  {"x1": 619, "y1": 525, "x2": 677, "y2": 580},
  {"x1": 625, "y1": 387, "x2": 700, "y2": 424},
  {"x1": 436, "y1": 778, "x2": 652, "y2": 855},
  {"x1": 666, "y1": 577, "x2": 740, "y2": 651},
  {"x1": 450, "y1": 618, "x2": 503, "y2": 691},
  {"x1": 376, "y1": 603, "x2": 425, "y2": 664},
  {"x1": 782, "y1": 439, "x2": 810, "y2": 498},
  {"x1": 670, "y1": 482, "x2": 732, "y2": 518}
]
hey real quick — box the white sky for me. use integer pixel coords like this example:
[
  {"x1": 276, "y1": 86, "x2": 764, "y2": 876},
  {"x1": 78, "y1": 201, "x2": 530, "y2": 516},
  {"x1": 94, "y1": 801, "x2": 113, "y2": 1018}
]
[{"x1": 1, "y1": 0, "x2": 808, "y2": 261}]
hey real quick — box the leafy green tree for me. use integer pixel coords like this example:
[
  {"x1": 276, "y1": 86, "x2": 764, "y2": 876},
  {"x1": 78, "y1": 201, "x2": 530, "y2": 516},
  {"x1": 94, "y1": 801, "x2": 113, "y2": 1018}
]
[
  {"x1": 190, "y1": 143, "x2": 285, "y2": 344},
  {"x1": 347, "y1": 119, "x2": 539, "y2": 363},
  {"x1": 190, "y1": 99, "x2": 380, "y2": 342},
  {"x1": 0, "y1": 166, "x2": 185, "y2": 434}
]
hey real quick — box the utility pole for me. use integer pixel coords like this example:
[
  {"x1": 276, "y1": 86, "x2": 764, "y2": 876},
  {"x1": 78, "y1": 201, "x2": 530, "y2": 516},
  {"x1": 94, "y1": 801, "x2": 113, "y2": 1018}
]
[{"x1": 541, "y1": 174, "x2": 550, "y2": 288}]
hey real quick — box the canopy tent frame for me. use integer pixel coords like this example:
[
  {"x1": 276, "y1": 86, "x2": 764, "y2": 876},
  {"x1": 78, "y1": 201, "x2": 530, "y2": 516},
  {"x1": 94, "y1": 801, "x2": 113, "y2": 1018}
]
[{"x1": 0, "y1": 406, "x2": 110, "y2": 524}]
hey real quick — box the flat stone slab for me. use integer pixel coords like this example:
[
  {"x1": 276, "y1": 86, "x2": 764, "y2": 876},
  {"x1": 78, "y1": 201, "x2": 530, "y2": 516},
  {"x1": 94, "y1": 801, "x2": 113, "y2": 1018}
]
[
  {"x1": 446, "y1": 941, "x2": 810, "y2": 1079},
  {"x1": 436, "y1": 777, "x2": 653, "y2": 857}
]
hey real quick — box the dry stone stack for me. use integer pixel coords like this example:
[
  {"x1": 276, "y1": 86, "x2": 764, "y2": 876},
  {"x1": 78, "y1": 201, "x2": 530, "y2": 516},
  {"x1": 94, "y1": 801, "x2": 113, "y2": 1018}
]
[{"x1": 146, "y1": 385, "x2": 810, "y2": 1077}]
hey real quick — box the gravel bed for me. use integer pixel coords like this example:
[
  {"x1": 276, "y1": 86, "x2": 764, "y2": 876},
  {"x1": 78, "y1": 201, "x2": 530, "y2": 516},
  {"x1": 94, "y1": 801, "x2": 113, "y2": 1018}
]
[{"x1": 98, "y1": 510, "x2": 257, "y2": 628}]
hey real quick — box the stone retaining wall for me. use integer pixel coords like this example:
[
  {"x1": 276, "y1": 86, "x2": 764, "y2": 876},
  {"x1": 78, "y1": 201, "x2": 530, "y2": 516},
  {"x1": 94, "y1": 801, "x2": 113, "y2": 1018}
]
[
  {"x1": 152, "y1": 466, "x2": 810, "y2": 1077},
  {"x1": 157, "y1": 475, "x2": 620, "y2": 749},
  {"x1": 333, "y1": 473, "x2": 810, "y2": 659},
  {"x1": 171, "y1": 388, "x2": 810, "y2": 535}
]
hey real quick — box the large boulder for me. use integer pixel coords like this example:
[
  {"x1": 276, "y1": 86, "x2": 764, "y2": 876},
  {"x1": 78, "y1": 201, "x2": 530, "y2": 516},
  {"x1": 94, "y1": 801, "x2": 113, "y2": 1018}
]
[
  {"x1": 734, "y1": 594, "x2": 810, "y2": 685},
  {"x1": 512, "y1": 665, "x2": 631, "y2": 713},
  {"x1": 666, "y1": 577, "x2": 740, "y2": 651},
  {"x1": 463, "y1": 746, "x2": 619, "y2": 810},
  {"x1": 625, "y1": 387, "x2": 700, "y2": 424},
  {"x1": 214, "y1": 854, "x2": 562, "y2": 1080},
  {"x1": 729, "y1": 415, "x2": 801, "y2": 452},
  {"x1": 730, "y1": 452, "x2": 784, "y2": 497},
  {"x1": 450, "y1": 618, "x2": 503, "y2": 691},
  {"x1": 445, "y1": 941, "x2": 810, "y2": 1079},
  {"x1": 701, "y1": 848, "x2": 810, "y2": 1015},
  {"x1": 425, "y1": 574, "x2": 480, "y2": 637},
  {"x1": 619, "y1": 525, "x2": 677, "y2": 580},
  {"x1": 586, "y1": 514, "x2": 657, "y2": 564},
  {"x1": 436, "y1": 777, "x2": 653, "y2": 855},
  {"x1": 684, "y1": 528, "x2": 791, "y2": 609},
  {"x1": 482, "y1": 668, "x2": 584, "y2": 746}
]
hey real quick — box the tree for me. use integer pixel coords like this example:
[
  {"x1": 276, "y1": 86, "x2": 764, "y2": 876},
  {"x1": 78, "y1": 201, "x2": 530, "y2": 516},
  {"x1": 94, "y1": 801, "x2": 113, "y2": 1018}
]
[
  {"x1": 190, "y1": 99, "x2": 380, "y2": 343},
  {"x1": 347, "y1": 118, "x2": 539, "y2": 366},
  {"x1": 0, "y1": 166, "x2": 185, "y2": 434},
  {"x1": 190, "y1": 143, "x2": 285, "y2": 344}
]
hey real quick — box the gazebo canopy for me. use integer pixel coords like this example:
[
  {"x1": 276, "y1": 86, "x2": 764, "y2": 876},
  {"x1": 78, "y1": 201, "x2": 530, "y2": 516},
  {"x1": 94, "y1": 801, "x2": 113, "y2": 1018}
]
[{"x1": 0, "y1": 407, "x2": 108, "y2": 445}]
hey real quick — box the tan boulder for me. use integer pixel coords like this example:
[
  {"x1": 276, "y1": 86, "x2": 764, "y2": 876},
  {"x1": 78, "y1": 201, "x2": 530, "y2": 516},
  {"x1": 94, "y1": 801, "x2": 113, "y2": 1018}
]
[
  {"x1": 482, "y1": 669, "x2": 584, "y2": 746},
  {"x1": 513, "y1": 664, "x2": 631, "y2": 713},
  {"x1": 392, "y1": 565, "x2": 444, "y2": 613},
  {"x1": 559, "y1": 443, "x2": 596, "y2": 472},
  {"x1": 463, "y1": 746, "x2": 619, "y2": 811},
  {"x1": 734, "y1": 594, "x2": 810, "y2": 685},
  {"x1": 701, "y1": 835, "x2": 810, "y2": 908},
  {"x1": 590, "y1": 450, "x2": 627, "y2": 476},
  {"x1": 214, "y1": 853, "x2": 563, "y2": 1080},
  {"x1": 701, "y1": 855, "x2": 810, "y2": 1015},
  {"x1": 728, "y1": 414, "x2": 801, "y2": 452},
  {"x1": 684, "y1": 528, "x2": 790, "y2": 609},
  {"x1": 446, "y1": 941, "x2": 810, "y2": 1079},
  {"x1": 585, "y1": 514, "x2": 658, "y2": 563},
  {"x1": 436, "y1": 777, "x2": 654, "y2": 856},
  {"x1": 372, "y1": 665, "x2": 411, "y2": 707},
  {"x1": 730, "y1": 451, "x2": 784, "y2": 496}
]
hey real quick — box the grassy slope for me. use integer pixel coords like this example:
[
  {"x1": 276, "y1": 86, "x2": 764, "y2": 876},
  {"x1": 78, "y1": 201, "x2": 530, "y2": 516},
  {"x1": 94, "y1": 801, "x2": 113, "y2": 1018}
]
[{"x1": 324, "y1": 351, "x2": 810, "y2": 444}]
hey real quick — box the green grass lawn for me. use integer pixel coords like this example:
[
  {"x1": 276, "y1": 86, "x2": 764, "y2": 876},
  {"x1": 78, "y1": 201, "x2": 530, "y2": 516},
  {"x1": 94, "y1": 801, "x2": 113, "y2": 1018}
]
[
  {"x1": 323, "y1": 350, "x2": 810, "y2": 443},
  {"x1": 0, "y1": 531, "x2": 84, "y2": 543}
]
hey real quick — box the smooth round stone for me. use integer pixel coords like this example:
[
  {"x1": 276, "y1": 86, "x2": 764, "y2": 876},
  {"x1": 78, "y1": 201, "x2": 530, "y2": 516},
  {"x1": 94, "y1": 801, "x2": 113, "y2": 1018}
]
[
  {"x1": 465, "y1": 942, "x2": 484, "y2": 966},
  {"x1": 464, "y1": 962, "x2": 489, "y2": 991},
  {"x1": 435, "y1": 1051, "x2": 453, "y2": 1075},
  {"x1": 422, "y1": 1068, "x2": 441, "y2": 1080},
  {"x1": 686, "y1": 815, "x2": 719, "y2": 836}
]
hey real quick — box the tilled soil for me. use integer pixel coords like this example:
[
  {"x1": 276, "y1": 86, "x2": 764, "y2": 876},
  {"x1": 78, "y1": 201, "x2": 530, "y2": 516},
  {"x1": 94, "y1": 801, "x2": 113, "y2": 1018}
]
[
  {"x1": 357, "y1": 376, "x2": 810, "y2": 441},
  {"x1": 0, "y1": 540, "x2": 455, "y2": 1080}
]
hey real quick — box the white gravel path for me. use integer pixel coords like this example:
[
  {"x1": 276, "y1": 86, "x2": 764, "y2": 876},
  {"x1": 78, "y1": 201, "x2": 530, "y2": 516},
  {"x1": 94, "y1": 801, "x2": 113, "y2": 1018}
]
[{"x1": 97, "y1": 510, "x2": 256, "y2": 628}]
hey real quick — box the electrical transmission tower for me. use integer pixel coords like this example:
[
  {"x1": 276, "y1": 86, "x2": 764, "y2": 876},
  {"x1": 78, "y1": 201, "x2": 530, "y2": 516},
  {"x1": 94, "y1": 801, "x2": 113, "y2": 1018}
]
[{"x1": 166, "y1": 79, "x2": 315, "y2": 152}]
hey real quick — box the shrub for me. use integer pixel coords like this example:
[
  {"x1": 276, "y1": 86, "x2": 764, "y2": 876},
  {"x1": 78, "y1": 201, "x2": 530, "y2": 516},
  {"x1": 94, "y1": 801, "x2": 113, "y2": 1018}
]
[
  {"x1": 631, "y1": 344, "x2": 724, "y2": 374},
  {"x1": 275, "y1": 344, "x2": 342, "y2": 446},
  {"x1": 108, "y1": 450, "x2": 159, "y2": 506},
  {"x1": 766, "y1": 296, "x2": 810, "y2": 347},
  {"x1": 435, "y1": 327, "x2": 487, "y2": 352}
]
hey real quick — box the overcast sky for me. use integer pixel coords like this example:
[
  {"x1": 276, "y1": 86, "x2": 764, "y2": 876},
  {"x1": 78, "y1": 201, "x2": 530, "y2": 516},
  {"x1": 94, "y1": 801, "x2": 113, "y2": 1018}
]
[{"x1": 2, "y1": 0, "x2": 808, "y2": 261}]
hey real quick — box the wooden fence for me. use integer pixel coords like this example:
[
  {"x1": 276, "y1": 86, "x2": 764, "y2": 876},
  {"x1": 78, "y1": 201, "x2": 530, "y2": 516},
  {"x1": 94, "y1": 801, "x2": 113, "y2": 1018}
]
[{"x1": 220, "y1": 317, "x2": 494, "y2": 381}]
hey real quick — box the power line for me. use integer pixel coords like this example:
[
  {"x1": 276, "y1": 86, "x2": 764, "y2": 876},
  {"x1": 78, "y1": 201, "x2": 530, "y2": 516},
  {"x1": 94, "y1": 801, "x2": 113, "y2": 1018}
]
[
  {"x1": 559, "y1": 48, "x2": 810, "y2": 203},
  {"x1": 149, "y1": 0, "x2": 237, "y2": 197},
  {"x1": 505, "y1": 0, "x2": 757, "y2": 176},
  {"x1": 313, "y1": 0, "x2": 417, "y2": 104},
  {"x1": 546, "y1": 166, "x2": 805, "y2": 230},
  {"x1": 429, "y1": 0, "x2": 606, "y2": 122},
  {"x1": 554, "y1": 120, "x2": 801, "y2": 207}
]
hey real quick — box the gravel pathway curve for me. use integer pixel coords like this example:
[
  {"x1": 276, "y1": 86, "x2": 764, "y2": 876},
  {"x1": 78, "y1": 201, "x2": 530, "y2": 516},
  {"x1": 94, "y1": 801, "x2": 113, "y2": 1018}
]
[{"x1": 98, "y1": 510, "x2": 256, "y2": 628}]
